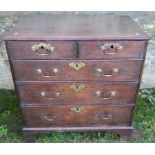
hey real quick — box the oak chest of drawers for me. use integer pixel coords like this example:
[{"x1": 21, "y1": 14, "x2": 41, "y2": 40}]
[{"x1": 3, "y1": 14, "x2": 150, "y2": 142}]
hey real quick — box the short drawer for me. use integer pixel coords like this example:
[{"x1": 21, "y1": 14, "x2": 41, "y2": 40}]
[
  {"x1": 12, "y1": 60, "x2": 142, "y2": 81},
  {"x1": 22, "y1": 105, "x2": 133, "y2": 127},
  {"x1": 6, "y1": 41, "x2": 77, "y2": 59},
  {"x1": 79, "y1": 41, "x2": 145, "y2": 59},
  {"x1": 16, "y1": 82, "x2": 138, "y2": 105}
]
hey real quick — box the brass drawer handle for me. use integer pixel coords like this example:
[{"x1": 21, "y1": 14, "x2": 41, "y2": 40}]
[
  {"x1": 41, "y1": 91, "x2": 61, "y2": 100},
  {"x1": 100, "y1": 43, "x2": 123, "y2": 55},
  {"x1": 31, "y1": 43, "x2": 55, "y2": 55},
  {"x1": 37, "y1": 68, "x2": 58, "y2": 77},
  {"x1": 96, "y1": 68, "x2": 119, "y2": 77},
  {"x1": 70, "y1": 106, "x2": 85, "y2": 113},
  {"x1": 96, "y1": 91, "x2": 116, "y2": 100},
  {"x1": 99, "y1": 114, "x2": 112, "y2": 120},
  {"x1": 41, "y1": 115, "x2": 58, "y2": 121},
  {"x1": 68, "y1": 62, "x2": 86, "y2": 71},
  {"x1": 42, "y1": 115, "x2": 57, "y2": 121}
]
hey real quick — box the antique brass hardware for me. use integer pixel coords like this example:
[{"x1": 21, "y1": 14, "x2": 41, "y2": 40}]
[
  {"x1": 100, "y1": 43, "x2": 123, "y2": 55},
  {"x1": 68, "y1": 62, "x2": 86, "y2": 71},
  {"x1": 37, "y1": 68, "x2": 58, "y2": 77},
  {"x1": 96, "y1": 91, "x2": 116, "y2": 100},
  {"x1": 40, "y1": 91, "x2": 60, "y2": 100},
  {"x1": 31, "y1": 43, "x2": 55, "y2": 55},
  {"x1": 96, "y1": 68, "x2": 119, "y2": 77},
  {"x1": 99, "y1": 114, "x2": 112, "y2": 120},
  {"x1": 41, "y1": 114, "x2": 58, "y2": 121},
  {"x1": 70, "y1": 106, "x2": 85, "y2": 113},
  {"x1": 70, "y1": 84, "x2": 85, "y2": 92},
  {"x1": 42, "y1": 115, "x2": 56, "y2": 121}
]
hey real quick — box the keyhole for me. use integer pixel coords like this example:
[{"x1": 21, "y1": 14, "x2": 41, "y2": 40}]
[
  {"x1": 76, "y1": 64, "x2": 79, "y2": 68},
  {"x1": 41, "y1": 46, "x2": 44, "y2": 49},
  {"x1": 111, "y1": 44, "x2": 114, "y2": 48},
  {"x1": 76, "y1": 107, "x2": 79, "y2": 111},
  {"x1": 76, "y1": 85, "x2": 79, "y2": 89}
]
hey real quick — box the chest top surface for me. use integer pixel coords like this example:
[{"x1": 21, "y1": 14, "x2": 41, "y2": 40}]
[{"x1": 3, "y1": 14, "x2": 149, "y2": 40}]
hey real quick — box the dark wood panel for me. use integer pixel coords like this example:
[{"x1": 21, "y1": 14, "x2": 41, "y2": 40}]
[
  {"x1": 12, "y1": 60, "x2": 142, "y2": 81},
  {"x1": 3, "y1": 14, "x2": 150, "y2": 139},
  {"x1": 130, "y1": 42, "x2": 149, "y2": 123},
  {"x1": 3, "y1": 14, "x2": 149, "y2": 40},
  {"x1": 23, "y1": 126, "x2": 134, "y2": 142},
  {"x1": 6, "y1": 41, "x2": 77, "y2": 59},
  {"x1": 16, "y1": 82, "x2": 138, "y2": 105},
  {"x1": 22, "y1": 105, "x2": 133, "y2": 127},
  {"x1": 79, "y1": 41, "x2": 145, "y2": 59}
]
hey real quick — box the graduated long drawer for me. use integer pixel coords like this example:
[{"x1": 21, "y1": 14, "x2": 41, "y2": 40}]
[
  {"x1": 12, "y1": 60, "x2": 142, "y2": 81},
  {"x1": 16, "y1": 81, "x2": 138, "y2": 105},
  {"x1": 22, "y1": 105, "x2": 133, "y2": 127}
]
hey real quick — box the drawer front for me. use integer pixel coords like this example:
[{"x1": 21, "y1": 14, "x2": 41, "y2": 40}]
[
  {"x1": 17, "y1": 82, "x2": 137, "y2": 105},
  {"x1": 22, "y1": 105, "x2": 133, "y2": 127},
  {"x1": 79, "y1": 41, "x2": 145, "y2": 59},
  {"x1": 6, "y1": 41, "x2": 77, "y2": 59},
  {"x1": 12, "y1": 60, "x2": 142, "y2": 81}
]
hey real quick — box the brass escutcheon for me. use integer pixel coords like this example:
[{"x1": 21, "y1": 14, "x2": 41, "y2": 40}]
[
  {"x1": 100, "y1": 43, "x2": 123, "y2": 50},
  {"x1": 100, "y1": 43, "x2": 123, "y2": 55},
  {"x1": 68, "y1": 62, "x2": 86, "y2": 71},
  {"x1": 70, "y1": 106, "x2": 85, "y2": 113},
  {"x1": 70, "y1": 84, "x2": 85, "y2": 92},
  {"x1": 31, "y1": 43, "x2": 55, "y2": 55}
]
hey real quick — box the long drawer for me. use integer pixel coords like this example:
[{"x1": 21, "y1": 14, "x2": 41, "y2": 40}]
[
  {"x1": 16, "y1": 82, "x2": 138, "y2": 105},
  {"x1": 12, "y1": 60, "x2": 142, "y2": 81},
  {"x1": 22, "y1": 105, "x2": 133, "y2": 127}
]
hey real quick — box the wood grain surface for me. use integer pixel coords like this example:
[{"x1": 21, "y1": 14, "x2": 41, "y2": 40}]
[
  {"x1": 12, "y1": 60, "x2": 142, "y2": 81},
  {"x1": 3, "y1": 14, "x2": 150, "y2": 140},
  {"x1": 22, "y1": 105, "x2": 133, "y2": 127},
  {"x1": 3, "y1": 14, "x2": 149, "y2": 40},
  {"x1": 16, "y1": 81, "x2": 138, "y2": 105}
]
